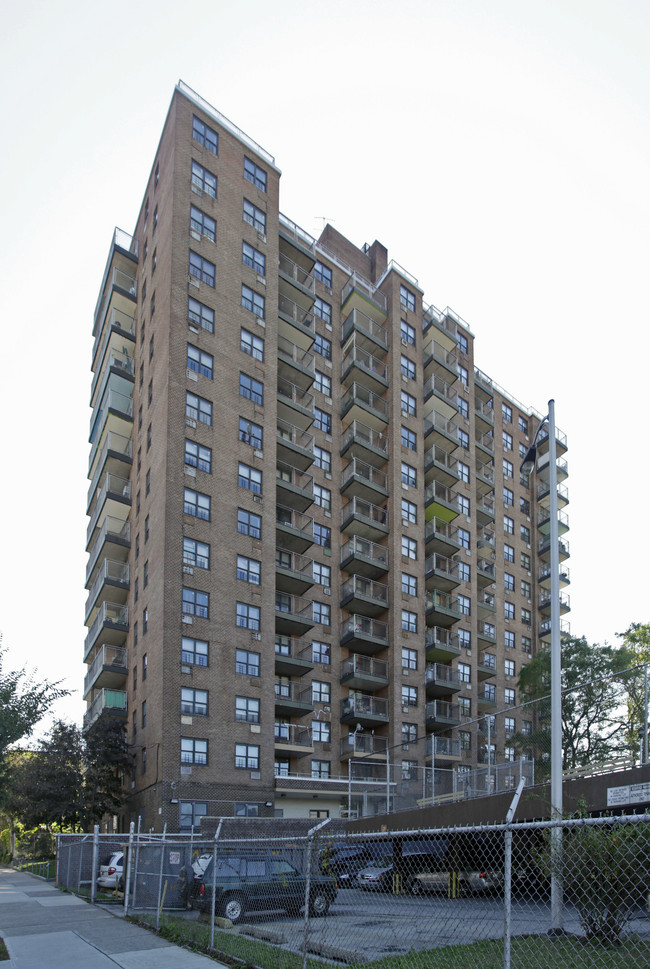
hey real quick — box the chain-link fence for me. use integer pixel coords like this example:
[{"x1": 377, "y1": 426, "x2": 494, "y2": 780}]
[{"x1": 58, "y1": 812, "x2": 650, "y2": 967}]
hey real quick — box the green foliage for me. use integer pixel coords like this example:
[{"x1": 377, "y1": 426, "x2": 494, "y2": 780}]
[{"x1": 616, "y1": 623, "x2": 650, "y2": 750}]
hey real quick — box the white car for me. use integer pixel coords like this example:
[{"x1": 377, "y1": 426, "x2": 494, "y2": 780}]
[{"x1": 97, "y1": 851, "x2": 124, "y2": 890}]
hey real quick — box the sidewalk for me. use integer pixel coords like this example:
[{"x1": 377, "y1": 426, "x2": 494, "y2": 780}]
[{"x1": 0, "y1": 867, "x2": 224, "y2": 968}]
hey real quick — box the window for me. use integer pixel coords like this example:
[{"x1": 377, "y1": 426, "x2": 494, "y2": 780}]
[
  {"x1": 504, "y1": 544, "x2": 515, "y2": 563},
  {"x1": 181, "y1": 737, "x2": 208, "y2": 765},
  {"x1": 504, "y1": 573, "x2": 515, "y2": 592},
  {"x1": 314, "y1": 297, "x2": 332, "y2": 324},
  {"x1": 519, "y1": 442, "x2": 528, "y2": 460},
  {"x1": 239, "y1": 372, "x2": 263, "y2": 404},
  {"x1": 187, "y1": 344, "x2": 213, "y2": 378},
  {"x1": 184, "y1": 488, "x2": 210, "y2": 520},
  {"x1": 146, "y1": 426, "x2": 152, "y2": 452},
  {"x1": 192, "y1": 115, "x2": 218, "y2": 153},
  {"x1": 311, "y1": 760, "x2": 331, "y2": 779},
  {"x1": 501, "y1": 488, "x2": 513, "y2": 508},
  {"x1": 240, "y1": 328, "x2": 264, "y2": 361},
  {"x1": 519, "y1": 415, "x2": 528, "y2": 434},
  {"x1": 460, "y1": 731, "x2": 471, "y2": 751},
  {"x1": 401, "y1": 426, "x2": 416, "y2": 451},
  {"x1": 237, "y1": 508, "x2": 261, "y2": 538},
  {"x1": 238, "y1": 462, "x2": 262, "y2": 493},
  {"x1": 458, "y1": 561, "x2": 470, "y2": 582},
  {"x1": 457, "y1": 396, "x2": 469, "y2": 420},
  {"x1": 236, "y1": 602, "x2": 261, "y2": 630},
  {"x1": 402, "y1": 722, "x2": 417, "y2": 746},
  {"x1": 313, "y1": 334, "x2": 332, "y2": 359},
  {"x1": 458, "y1": 662, "x2": 471, "y2": 684},
  {"x1": 401, "y1": 498, "x2": 417, "y2": 524},
  {"x1": 505, "y1": 630, "x2": 515, "y2": 650},
  {"x1": 458, "y1": 461, "x2": 470, "y2": 483},
  {"x1": 181, "y1": 687, "x2": 208, "y2": 716},
  {"x1": 401, "y1": 462, "x2": 416, "y2": 487},
  {"x1": 520, "y1": 497, "x2": 530, "y2": 516},
  {"x1": 401, "y1": 320, "x2": 416, "y2": 345},
  {"x1": 133, "y1": 620, "x2": 138, "y2": 646},
  {"x1": 313, "y1": 602, "x2": 331, "y2": 626},
  {"x1": 191, "y1": 159, "x2": 216, "y2": 198},
  {"x1": 459, "y1": 594, "x2": 471, "y2": 616},
  {"x1": 242, "y1": 241, "x2": 266, "y2": 275},
  {"x1": 313, "y1": 408, "x2": 331, "y2": 433},
  {"x1": 503, "y1": 717, "x2": 515, "y2": 736},
  {"x1": 141, "y1": 701, "x2": 147, "y2": 727},
  {"x1": 239, "y1": 418, "x2": 263, "y2": 449},
  {"x1": 190, "y1": 205, "x2": 216, "y2": 243},
  {"x1": 180, "y1": 801, "x2": 208, "y2": 830},
  {"x1": 458, "y1": 428, "x2": 469, "y2": 449},
  {"x1": 313, "y1": 484, "x2": 331, "y2": 511},
  {"x1": 400, "y1": 284, "x2": 416, "y2": 311},
  {"x1": 402, "y1": 647, "x2": 417, "y2": 670},
  {"x1": 502, "y1": 403, "x2": 513, "y2": 423},
  {"x1": 402, "y1": 536, "x2": 417, "y2": 559},
  {"x1": 241, "y1": 284, "x2": 265, "y2": 319},
  {"x1": 186, "y1": 391, "x2": 212, "y2": 425},
  {"x1": 402, "y1": 760, "x2": 418, "y2": 780},
  {"x1": 312, "y1": 641, "x2": 331, "y2": 664},
  {"x1": 458, "y1": 629, "x2": 471, "y2": 649},
  {"x1": 457, "y1": 364, "x2": 469, "y2": 387},
  {"x1": 189, "y1": 250, "x2": 215, "y2": 286},
  {"x1": 457, "y1": 331, "x2": 469, "y2": 354},
  {"x1": 402, "y1": 573, "x2": 417, "y2": 596},
  {"x1": 504, "y1": 515, "x2": 514, "y2": 534},
  {"x1": 236, "y1": 649, "x2": 260, "y2": 676},
  {"x1": 313, "y1": 446, "x2": 331, "y2": 471},
  {"x1": 243, "y1": 199, "x2": 266, "y2": 233},
  {"x1": 457, "y1": 494, "x2": 470, "y2": 516},
  {"x1": 401, "y1": 609, "x2": 417, "y2": 632},
  {"x1": 147, "y1": 380, "x2": 153, "y2": 407},
  {"x1": 521, "y1": 580, "x2": 531, "y2": 599},
  {"x1": 400, "y1": 355, "x2": 416, "y2": 380},
  {"x1": 188, "y1": 296, "x2": 214, "y2": 334},
  {"x1": 312, "y1": 720, "x2": 330, "y2": 742},
  {"x1": 458, "y1": 527, "x2": 470, "y2": 549},
  {"x1": 144, "y1": 515, "x2": 149, "y2": 541},
  {"x1": 458, "y1": 696, "x2": 471, "y2": 717},
  {"x1": 521, "y1": 720, "x2": 532, "y2": 736},
  {"x1": 237, "y1": 555, "x2": 261, "y2": 584},
  {"x1": 312, "y1": 681, "x2": 330, "y2": 703},
  {"x1": 314, "y1": 261, "x2": 332, "y2": 288},
  {"x1": 314, "y1": 371, "x2": 332, "y2": 397},
  {"x1": 520, "y1": 525, "x2": 531, "y2": 543},
  {"x1": 244, "y1": 156, "x2": 267, "y2": 191},
  {"x1": 183, "y1": 537, "x2": 210, "y2": 569},
  {"x1": 235, "y1": 744, "x2": 259, "y2": 769},
  {"x1": 505, "y1": 659, "x2": 516, "y2": 678},
  {"x1": 182, "y1": 587, "x2": 209, "y2": 618},
  {"x1": 402, "y1": 686, "x2": 418, "y2": 707},
  {"x1": 503, "y1": 431, "x2": 513, "y2": 451},
  {"x1": 236, "y1": 696, "x2": 260, "y2": 723},
  {"x1": 503, "y1": 459, "x2": 514, "y2": 479},
  {"x1": 522, "y1": 608, "x2": 532, "y2": 626},
  {"x1": 504, "y1": 601, "x2": 515, "y2": 620},
  {"x1": 401, "y1": 390, "x2": 416, "y2": 416},
  {"x1": 313, "y1": 523, "x2": 331, "y2": 548},
  {"x1": 505, "y1": 688, "x2": 516, "y2": 706},
  {"x1": 182, "y1": 637, "x2": 208, "y2": 667}
]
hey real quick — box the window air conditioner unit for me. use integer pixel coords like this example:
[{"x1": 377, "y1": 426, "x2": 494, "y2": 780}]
[
  {"x1": 401, "y1": 339, "x2": 409, "y2": 347},
  {"x1": 323, "y1": 705, "x2": 331, "y2": 713},
  {"x1": 251, "y1": 632, "x2": 261, "y2": 640},
  {"x1": 324, "y1": 588, "x2": 331, "y2": 595}
]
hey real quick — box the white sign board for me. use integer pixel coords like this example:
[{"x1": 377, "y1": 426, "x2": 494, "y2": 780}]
[{"x1": 607, "y1": 783, "x2": 650, "y2": 807}]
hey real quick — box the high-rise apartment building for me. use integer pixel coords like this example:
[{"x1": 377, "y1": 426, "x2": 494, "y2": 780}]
[{"x1": 84, "y1": 82, "x2": 569, "y2": 832}]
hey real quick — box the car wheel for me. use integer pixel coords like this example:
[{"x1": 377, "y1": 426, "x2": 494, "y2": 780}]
[
  {"x1": 177, "y1": 866, "x2": 193, "y2": 909},
  {"x1": 309, "y1": 892, "x2": 330, "y2": 917},
  {"x1": 118, "y1": 875, "x2": 125, "y2": 892},
  {"x1": 221, "y1": 893, "x2": 246, "y2": 924}
]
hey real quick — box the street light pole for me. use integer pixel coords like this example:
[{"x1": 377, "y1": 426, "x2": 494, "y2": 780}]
[{"x1": 547, "y1": 399, "x2": 563, "y2": 934}]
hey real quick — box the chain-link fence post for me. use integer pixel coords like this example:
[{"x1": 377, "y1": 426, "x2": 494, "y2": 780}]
[
  {"x1": 155, "y1": 824, "x2": 167, "y2": 930},
  {"x1": 90, "y1": 825, "x2": 99, "y2": 904},
  {"x1": 123, "y1": 822, "x2": 135, "y2": 916},
  {"x1": 301, "y1": 817, "x2": 330, "y2": 969},
  {"x1": 209, "y1": 819, "x2": 223, "y2": 951},
  {"x1": 503, "y1": 776, "x2": 525, "y2": 969}
]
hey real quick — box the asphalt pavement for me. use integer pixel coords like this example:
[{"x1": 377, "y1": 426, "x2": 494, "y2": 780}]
[{"x1": 0, "y1": 867, "x2": 223, "y2": 968}]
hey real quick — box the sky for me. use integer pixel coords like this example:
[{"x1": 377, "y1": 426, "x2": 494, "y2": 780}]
[{"x1": 0, "y1": 0, "x2": 648, "y2": 735}]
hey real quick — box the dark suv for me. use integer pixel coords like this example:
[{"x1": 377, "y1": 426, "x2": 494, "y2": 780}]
[{"x1": 194, "y1": 852, "x2": 337, "y2": 924}]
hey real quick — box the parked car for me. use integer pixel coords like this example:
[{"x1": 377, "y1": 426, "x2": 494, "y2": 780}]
[
  {"x1": 355, "y1": 858, "x2": 395, "y2": 891},
  {"x1": 193, "y1": 851, "x2": 337, "y2": 924},
  {"x1": 408, "y1": 868, "x2": 502, "y2": 895},
  {"x1": 320, "y1": 842, "x2": 389, "y2": 888},
  {"x1": 97, "y1": 851, "x2": 124, "y2": 890}
]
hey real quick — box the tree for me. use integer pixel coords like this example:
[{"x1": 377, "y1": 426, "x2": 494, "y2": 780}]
[
  {"x1": 0, "y1": 638, "x2": 70, "y2": 803},
  {"x1": 516, "y1": 635, "x2": 631, "y2": 773},
  {"x1": 616, "y1": 623, "x2": 650, "y2": 752},
  {"x1": 82, "y1": 717, "x2": 132, "y2": 827}
]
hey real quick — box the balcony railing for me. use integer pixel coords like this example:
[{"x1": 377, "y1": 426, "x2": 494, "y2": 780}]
[
  {"x1": 275, "y1": 636, "x2": 314, "y2": 664},
  {"x1": 341, "y1": 273, "x2": 387, "y2": 313},
  {"x1": 88, "y1": 430, "x2": 132, "y2": 484},
  {"x1": 341, "y1": 309, "x2": 388, "y2": 348},
  {"x1": 423, "y1": 304, "x2": 457, "y2": 338},
  {"x1": 85, "y1": 559, "x2": 129, "y2": 614},
  {"x1": 341, "y1": 458, "x2": 388, "y2": 494},
  {"x1": 425, "y1": 553, "x2": 459, "y2": 582},
  {"x1": 341, "y1": 496, "x2": 388, "y2": 530},
  {"x1": 424, "y1": 480, "x2": 458, "y2": 509},
  {"x1": 475, "y1": 430, "x2": 495, "y2": 453},
  {"x1": 85, "y1": 601, "x2": 128, "y2": 652},
  {"x1": 341, "y1": 654, "x2": 388, "y2": 682},
  {"x1": 475, "y1": 399, "x2": 495, "y2": 423},
  {"x1": 276, "y1": 463, "x2": 314, "y2": 495},
  {"x1": 279, "y1": 213, "x2": 316, "y2": 252},
  {"x1": 423, "y1": 337, "x2": 457, "y2": 373},
  {"x1": 425, "y1": 626, "x2": 458, "y2": 653},
  {"x1": 424, "y1": 445, "x2": 458, "y2": 476},
  {"x1": 90, "y1": 388, "x2": 134, "y2": 438},
  {"x1": 87, "y1": 473, "x2": 131, "y2": 540},
  {"x1": 83, "y1": 688, "x2": 127, "y2": 728},
  {"x1": 426, "y1": 700, "x2": 459, "y2": 722},
  {"x1": 274, "y1": 681, "x2": 312, "y2": 705},
  {"x1": 425, "y1": 590, "x2": 461, "y2": 616},
  {"x1": 276, "y1": 505, "x2": 314, "y2": 533},
  {"x1": 341, "y1": 342, "x2": 387, "y2": 383},
  {"x1": 274, "y1": 593, "x2": 314, "y2": 623},
  {"x1": 341, "y1": 614, "x2": 388, "y2": 643},
  {"x1": 277, "y1": 419, "x2": 314, "y2": 453},
  {"x1": 341, "y1": 383, "x2": 388, "y2": 420},
  {"x1": 341, "y1": 537, "x2": 388, "y2": 570},
  {"x1": 274, "y1": 722, "x2": 313, "y2": 747},
  {"x1": 92, "y1": 306, "x2": 136, "y2": 365},
  {"x1": 340, "y1": 421, "x2": 388, "y2": 458},
  {"x1": 277, "y1": 376, "x2": 315, "y2": 414},
  {"x1": 480, "y1": 652, "x2": 497, "y2": 671},
  {"x1": 341, "y1": 734, "x2": 388, "y2": 757},
  {"x1": 84, "y1": 644, "x2": 127, "y2": 696},
  {"x1": 279, "y1": 255, "x2": 316, "y2": 295},
  {"x1": 423, "y1": 374, "x2": 457, "y2": 406},
  {"x1": 341, "y1": 694, "x2": 388, "y2": 720},
  {"x1": 427, "y1": 736, "x2": 461, "y2": 758},
  {"x1": 277, "y1": 335, "x2": 315, "y2": 373},
  {"x1": 275, "y1": 548, "x2": 314, "y2": 580},
  {"x1": 423, "y1": 411, "x2": 458, "y2": 440},
  {"x1": 341, "y1": 575, "x2": 389, "y2": 608},
  {"x1": 86, "y1": 517, "x2": 130, "y2": 579},
  {"x1": 425, "y1": 663, "x2": 460, "y2": 688}
]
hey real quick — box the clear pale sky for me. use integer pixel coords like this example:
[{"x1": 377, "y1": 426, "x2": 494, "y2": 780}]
[{"x1": 0, "y1": 0, "x2": 648, "y2": 734}]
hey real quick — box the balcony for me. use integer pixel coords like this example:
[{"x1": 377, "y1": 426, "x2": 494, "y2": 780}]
[
  {"x1": 340, "y1": 615, "x2": 388, "y2": 655},
  {"x1": 84, "y1": 558, "x2": 129, "y2": 621},
  {"x1": 279, "y1": 213, "x2": 316, "y2": 263},
  {"x1": 426, "y1": 735, "x2": 461, "y2": 761},
  {"x1": 423, "y1": 337, "x2": 457, "y2": 383},
  {"x1": 91, "y1": 306, "x2": 136, "y2": 380},
  {"x1": 477, "y1": 652, "x2": 497, "y2": 680},
  {"x1": 475, "y1": 430, "x2": 495, "y2": 457},
  {"x1": 423, "y1": 411, "x2": 459, "y2": 452},
  {"x1": 277, "y1": 377, "x2": 315, "y2": 430},
  {"x1": 424, "y1": 518, "x2": 461, "y2": 556},
  {"x1": 537, "y1": 479, "x2": 570, "y2": 510},
  {"x1": 340, "y1": 537, "x2": 388, "y2": 579},
  {"x1": 340, "y1": 693, "x2": 389, "y2": 728},
  {"x1": 275, "y1": 593, "x2": 315, "y2": 636},
  {"x1": 539, "y1": 618, "x2": 572, "y2": 642},
  {"x1": 340, "y1": 733, "x2": 388, "y2": 760},
  {"x1": 275, "y1": 548, "x2": 315, "y2": 595},
  {"x1": 426, "y1": 700, "x2": 460, "y2": 731},
  {"x1": 86, "y1": 472, "x2": 131, "y2": 541},
  {"x1": 425, "y1": 590, "x2": 461, "y2": 627},
  {"x1": 341, "y1": 457, "x2": 388, "y2": 503},
  {"x1": 473, "y1": 368, "x2": 493, "y2": 402},
  {"x1": 274, "y1": 722, "x2": 314, "y2": 755},
  {"x1": 538, "y1": 537, "x2": 570, "y2": 563},
  {"x1": 537, "y1": 422, "x2": 568, "y2": 458},
  {"x1": 340, "y1": 575, "x2": 388, "y2": 617},
  {"x1": 88, "y1": 429, "x2": 132, "y2": 486},
  {"x1": 341, "y1": 274, "x2": 388, "y2": 325},
  {"x1": 91, "y1": 344, "x2": 135, "y2": 403},
  {"x1": 341, "y1": 340, "x2": 388, "y2": 395},
  {"x1": 279, "y1": 254, "x2": 315, "y2": 302},
  {"x1": 276, "y1": 463, "x2": 314, "y2": 513},
  {"x1": 276, "y1": 420, "x2": 314, "y2": 471},
  {"x1": 341, "y1": 382, "x2": 388, "y2": 431},
  {"x1": 86, "y1": 516, "x2": 130, "y2": 583},
  {"x1": 83, "y1": 688, "x2": 127, "y2": 729},
  {"x1": 423, "y1": 374, "x2": 458, "y2": 421},
  {"x1": 278, "y1": 290, "x2": 315, "y2": 352},
  {"x1": 341, "y1": 307, "x2": 388, "y2": 354},
  {"x1": 474, "y1": 399, "x2": 495, "y2": 431},
  {"x1": 477, "y1": 591, "x2": 496, "y2": 619},
  {"x1": 93, "y1": 246, "x2": 137, "y2": 340},
  {"x1": 425, "y1": 553, "x2": 460, "y2": 593},
  {"x1": 275, "y1": 636, "x2": 315, "y2": 677},
  {"x1": 423, "y1": 304, "x2": 457, "y2": 345},
  {"x1": 276, "y1": 505, "x2": 314, "y2": 553},
  {"x1": 477, "y1": 526, "x2": 496, "y2": 559},
  {"x1": 424, "y1": 446, "x2": 458, "y2": 487},
  {"x1": 340, "y1": 655, "x2": 389, "y2": 691},
  {"x1": 538, "y1": 563, "x2": 571, "y2": 589},
  {"x1": 341, "y1": 497, "x2": 388, "y2": 542},
  {"x1": 89, "y1": 388, "x2": 133, "y2": 446},
  {"x1": 424, "y1": 480, "x2": 460, "y2": 524},
  {"x1": 475, "y1": 459, "x2": 495, "y2": 497},
  {"x1": 476, "y1": 494, "x2": 495, "y2": 526},
  {"x1": 537, "y1": 506, "x2": 570, "y2": 537},
  {"x1": 83, "y1": 644, "x2": 128, "y2": 698},
  {"x1": 476, "y1": 559, "x2": 496, "y2": 588},
  {"x1": 84, "y1": 601, "x2": 128, "y2": 658},
  {"x1": 277, "y1": 335, "x2": 315, "y2": 390},
  {"x1": 477, "y1": 686, "x2": 497, "y2": 711},
  {"x1": 425, "y1": 626, "x2": 461, "y2": 663},
  {"x1": 538, "y1": 590, "x2": 571, "y2": 616},
  {"x1": 340, "y1": 420, "x2": 388, "y2": 468},
  {"x1": 274, "y1": 681, "x2": 314, "y2": 717},
  {"x1": 477, "y1": 621, "x2": 497, "y2": 645},
  {"x1": 425, "y1": 663, "x2": 461, "y2": 697}
]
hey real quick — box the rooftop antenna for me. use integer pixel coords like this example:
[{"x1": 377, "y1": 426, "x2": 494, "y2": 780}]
[{"x1": 315, "y1": 216, "x2": 334, "y2": 231}]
